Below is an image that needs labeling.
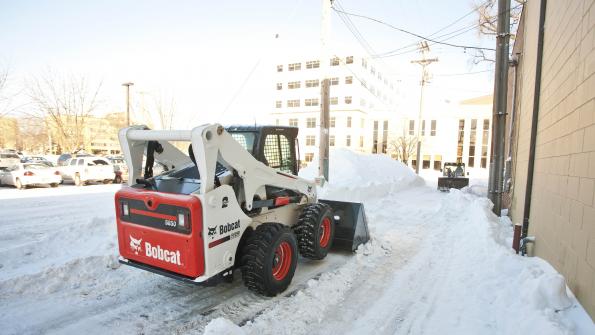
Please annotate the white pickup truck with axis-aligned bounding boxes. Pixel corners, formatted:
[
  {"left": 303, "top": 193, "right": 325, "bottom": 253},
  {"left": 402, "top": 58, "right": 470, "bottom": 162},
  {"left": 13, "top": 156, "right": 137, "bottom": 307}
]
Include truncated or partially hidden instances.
[{"left": 60, "top": 156, "right": 114, "bottom": 186}]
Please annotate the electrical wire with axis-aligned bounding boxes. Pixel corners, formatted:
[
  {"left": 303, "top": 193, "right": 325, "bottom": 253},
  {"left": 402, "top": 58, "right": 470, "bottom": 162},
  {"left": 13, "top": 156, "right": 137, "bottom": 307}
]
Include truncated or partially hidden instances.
[{"left": 332, "top": 7, "right": 496, "bottom": 52}]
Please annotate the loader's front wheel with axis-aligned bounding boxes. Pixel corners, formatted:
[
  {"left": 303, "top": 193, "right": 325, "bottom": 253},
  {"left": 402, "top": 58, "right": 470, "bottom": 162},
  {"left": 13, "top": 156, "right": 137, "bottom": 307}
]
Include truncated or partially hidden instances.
[
  {"left": 294, "top": 203, "right": 335, "bottom": 260},
  {"left": 241, "top": 223, "right": 297, "bottom": 296}
]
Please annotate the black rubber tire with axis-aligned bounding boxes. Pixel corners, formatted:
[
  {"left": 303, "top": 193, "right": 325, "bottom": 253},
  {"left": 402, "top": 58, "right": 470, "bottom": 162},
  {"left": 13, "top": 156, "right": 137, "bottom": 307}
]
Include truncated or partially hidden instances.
[
  {"left": 240, "top": 223, "right": 298, "bottom": 297},
  {"left": 293, "top": 203, "right": 335, "bottom": 260},
  {"left": 50, "top": 183, "right": 59, "bottom": 188}
]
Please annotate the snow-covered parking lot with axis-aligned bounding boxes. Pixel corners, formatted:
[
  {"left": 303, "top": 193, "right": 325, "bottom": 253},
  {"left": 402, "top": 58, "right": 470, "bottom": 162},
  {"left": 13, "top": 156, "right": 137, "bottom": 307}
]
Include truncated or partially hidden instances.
[{"left": 0, "top": 152, "right": 593, "bottom": 334}]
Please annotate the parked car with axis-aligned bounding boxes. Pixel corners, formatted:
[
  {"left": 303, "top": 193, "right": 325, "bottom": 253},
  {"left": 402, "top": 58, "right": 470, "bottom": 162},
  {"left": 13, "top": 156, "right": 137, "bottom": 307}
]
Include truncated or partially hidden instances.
[
  {"left": 109, "top": 156, "right": 168, "bottom": 183},
  {"left": 21, "top": 156, "right": 54, "bottom": 167},
  {"left": 0, "top": 163, "right": 62, "bottom": 189},
  {"left": 107, "top": 156, "right": 128, "bottom": 183},
  {"left": 57, "top": 152, "right": 92, "bottom": 166},
  {"left": 0, "top": 152, "right": 21, "bottom": 171},
  {"left": 59, "top": 156, "right": 114, "bottom": 186}
]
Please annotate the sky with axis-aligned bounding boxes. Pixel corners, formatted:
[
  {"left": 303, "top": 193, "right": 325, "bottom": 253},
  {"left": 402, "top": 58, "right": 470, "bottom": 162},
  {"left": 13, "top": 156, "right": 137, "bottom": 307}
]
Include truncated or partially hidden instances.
[{"left": 0, "top": 0, "right": 497, "bottom": 128}]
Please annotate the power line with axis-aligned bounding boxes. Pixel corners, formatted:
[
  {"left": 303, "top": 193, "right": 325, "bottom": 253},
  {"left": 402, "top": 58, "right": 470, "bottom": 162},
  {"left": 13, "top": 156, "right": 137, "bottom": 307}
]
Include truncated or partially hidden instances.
[
  {"left": 434, "top": 69, "right": 494, "bottom": 77},
  {"left": 332, "top": 7, "right": 495, "bottom": 52},
  {"left": 375, "top": 0, "right": 491, "bottom": 58}
]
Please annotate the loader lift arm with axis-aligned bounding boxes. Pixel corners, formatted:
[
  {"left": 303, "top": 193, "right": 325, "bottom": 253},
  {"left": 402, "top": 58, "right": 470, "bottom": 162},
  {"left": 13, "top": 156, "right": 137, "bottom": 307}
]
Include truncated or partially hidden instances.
[{"left": 119, "top": 124, "right": 316, "bottom": 211}]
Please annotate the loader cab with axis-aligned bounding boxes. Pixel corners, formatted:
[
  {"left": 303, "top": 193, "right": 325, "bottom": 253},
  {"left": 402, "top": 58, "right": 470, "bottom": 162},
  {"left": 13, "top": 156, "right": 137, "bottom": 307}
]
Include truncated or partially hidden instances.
[{"left": 226, "top": 125, "right": 300, "bottom": 175}]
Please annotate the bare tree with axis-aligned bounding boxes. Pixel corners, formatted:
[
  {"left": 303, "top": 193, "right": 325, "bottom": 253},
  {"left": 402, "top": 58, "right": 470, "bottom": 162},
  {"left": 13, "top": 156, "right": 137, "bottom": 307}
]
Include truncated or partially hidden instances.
[
  {"left": 26, "top": 70, "right": 103, "bottom": 152},
  {"left": 388, "top": 135, "right": 418, "bottom": 163},
  {"left": 473, "top": 0, "right": 525, "bottom": 63},
  {"left": 0, "top": 66, "right": 15, "bottom": 117},
  {"left": 152, "top": 92, "right": 176, "bottom": 130}
]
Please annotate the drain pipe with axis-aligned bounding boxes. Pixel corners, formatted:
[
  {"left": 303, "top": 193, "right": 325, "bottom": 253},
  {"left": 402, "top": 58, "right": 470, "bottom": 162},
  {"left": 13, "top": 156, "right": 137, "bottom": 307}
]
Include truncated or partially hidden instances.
[
  {"left": 521, "top": 0, "right": 547, "bottom": 251},
  {"left": 504, "top": 55, "right": 519, "bottom": 193}
]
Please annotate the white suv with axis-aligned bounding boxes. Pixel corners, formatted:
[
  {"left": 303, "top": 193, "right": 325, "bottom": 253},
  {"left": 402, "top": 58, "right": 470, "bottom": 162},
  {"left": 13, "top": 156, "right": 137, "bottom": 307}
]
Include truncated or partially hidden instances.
[{"left": 60, "top": 156, "right": 114, "bottom": 186}]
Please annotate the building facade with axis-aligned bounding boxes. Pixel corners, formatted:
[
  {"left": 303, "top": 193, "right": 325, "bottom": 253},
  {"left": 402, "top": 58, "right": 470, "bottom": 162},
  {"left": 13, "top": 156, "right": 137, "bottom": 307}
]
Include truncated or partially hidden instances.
[
  {"left": 506, "top": 0, "right": 595, "bottom": 318},
  {"left": 399, "top": 95, "right": 493, "bottom": 175},
  {"left": 269, "top": 55, "right": 398, "bottom": 164}
]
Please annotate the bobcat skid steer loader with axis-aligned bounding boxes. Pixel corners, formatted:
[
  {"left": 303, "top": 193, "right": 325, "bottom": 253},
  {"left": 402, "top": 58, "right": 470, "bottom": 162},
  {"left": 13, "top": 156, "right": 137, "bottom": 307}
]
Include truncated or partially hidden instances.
[{"left": 115, "top": 124, "right": 369, "bottom": 296}]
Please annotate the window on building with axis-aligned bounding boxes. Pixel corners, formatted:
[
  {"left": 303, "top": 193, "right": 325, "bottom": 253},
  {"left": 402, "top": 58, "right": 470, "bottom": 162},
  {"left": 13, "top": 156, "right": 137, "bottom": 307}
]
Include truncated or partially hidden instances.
[
  {"left": 330, "top": 77, "right": 339, "bottom": 85},
  {"left": 330, "top": 116, "right": 336, "bottom": 127},
  {"left": 346, "top": 56, "right": 353, "bottom": 64},
  {"left": 306, "top": 135, "right": 315, "bottom": 146},
  {"left": 431, "top": 120, "right": 437, "bottom": 136},
  {"left": 276, "top": 83, "right": 282, "bottom": 90},
  {"left": 411, "top": 160, "right": 417, "bottom": 170},
  {"left": 468, "top": 119, "right": 477, "bottom": 168},
  {"left": 371, "top": 66, "right": 376, "bottom": 75},
  {"left": 330, "top": 135, "right": 335, "bottom": 146},
  {"left": 277, "top": 65, "right": 283, "bottom": 72},
  {"left": 423, "top": 155, "right": 431, "bottom": 169},
  {"left": 289, "top": 118, "right": 298, "bottom": 127},
  {"left": 306, "top": 60, "right": 320, "bottom": 69},
  {"left": 434, "top": 155, "right": 442, "bottom": 171},
  {"left": 409, "top": 120, "right": 415, "bottom": 136},
  {"left": 360, "top": 98, "right": 366, "bottom": 106},
  {"left": 287, "top": 99, "right": 300, "bottom": 107},
  {"left": 275, "top": 101, "right": 282, "bottom": 108},
  {"left": 481, "top": 119, "right": 489, "bottom": 168},
  {"left": 360, "top": 118, "right": 365, "bottom": 128},
  {"left": 347, "top": 116, "right": 352, "bottom": 128},
  {"left": 372, "top": 121, "right": 379, "bottom": 153},
  {"left": 305, "top": 98, "right": 319, "bottom": 106},
  {"left": 345, "top": 96, "right": 352, "bottom": 104},
  {"left": 288, "top": 63, "right": 301, "bottom": 71},
  {"left": 359, "top": 135, "right": 364, "bottom": 147},
  {"left": 346, "top": 135, "right": 352, "bottom": 146},
  {"left": 305, "top": 153, "right": 314, "bottom": 162},
  {"left": 378, "top": 72, "right": 382, "bottom": 80},
  {"left": 330, "top": 57, "right": 340, "bottom": 66},
  {"left": 345, "top": 76, "right": 353, "bottom": 84},
  {"left": 457, "top": 119, "right": 465, "bottom": 163},
  {"left": 421, "top": 120, "right": 426, "bottom": 136},
  {"left": 307, "top": 117, "right": 316, "bottom": 128},
  {"left": 305, "top": 79, "right": 319, "bottom": 88},
  {"left": 288, "top": 81, "right": 301, "bottom": 89},
  {"left": 361, "top": 58, "right": 368, "bottom": 68},
  {"left": 382, "top": 120, "right": 389, "bottom": 154},
  {"left": 330, "top": 97, "right": 338, "bottom": 105}
]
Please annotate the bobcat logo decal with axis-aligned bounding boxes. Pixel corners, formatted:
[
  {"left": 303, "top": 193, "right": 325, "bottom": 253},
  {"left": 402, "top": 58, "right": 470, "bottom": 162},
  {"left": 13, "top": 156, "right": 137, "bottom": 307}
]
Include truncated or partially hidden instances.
[
  {"left": 208, "top": 226, "right": 217, "bottom": 238},
  {"left": 129, "top": 235, "right": 142, "bottom": 255}
]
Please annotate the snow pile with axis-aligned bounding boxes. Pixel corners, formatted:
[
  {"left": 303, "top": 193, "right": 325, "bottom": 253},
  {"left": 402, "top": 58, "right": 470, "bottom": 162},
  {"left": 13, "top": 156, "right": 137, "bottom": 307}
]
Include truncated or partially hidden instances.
[{"left": 299, "top": 148, "right": 422, "bottom": 201}]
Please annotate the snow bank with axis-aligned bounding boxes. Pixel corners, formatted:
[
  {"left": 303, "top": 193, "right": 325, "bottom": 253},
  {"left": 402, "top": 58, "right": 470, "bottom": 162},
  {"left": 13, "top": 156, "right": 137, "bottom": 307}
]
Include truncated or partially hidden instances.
[{"left": 299, "top": 149, "right": 422, "bottom": 201}]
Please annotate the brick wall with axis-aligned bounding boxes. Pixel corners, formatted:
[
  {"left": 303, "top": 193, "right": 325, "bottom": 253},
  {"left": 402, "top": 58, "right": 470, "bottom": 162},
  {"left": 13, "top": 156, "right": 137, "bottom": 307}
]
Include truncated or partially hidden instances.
[{"left": 510, "top": 0, "right": 595, "bottom": 318}]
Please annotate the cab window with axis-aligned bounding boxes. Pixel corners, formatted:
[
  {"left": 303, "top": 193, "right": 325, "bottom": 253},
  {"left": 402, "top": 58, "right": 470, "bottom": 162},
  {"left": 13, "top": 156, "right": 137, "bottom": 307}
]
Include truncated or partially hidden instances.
[{"left": 263, "top": 134, "right": 294, "bottom": 174}]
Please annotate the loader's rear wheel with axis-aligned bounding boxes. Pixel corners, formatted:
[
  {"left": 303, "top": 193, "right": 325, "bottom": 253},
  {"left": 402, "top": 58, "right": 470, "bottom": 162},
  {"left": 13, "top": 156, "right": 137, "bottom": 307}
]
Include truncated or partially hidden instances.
[
  {"left": 241, "top": 223, "right": 297, "bottom": 296},
  {"left": 294, "top": 203, "right": 335, "bottom": 260}
]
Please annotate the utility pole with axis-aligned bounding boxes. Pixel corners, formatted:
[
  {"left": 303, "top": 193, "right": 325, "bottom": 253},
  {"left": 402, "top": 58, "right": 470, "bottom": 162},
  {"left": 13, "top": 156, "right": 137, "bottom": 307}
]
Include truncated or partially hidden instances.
[
  {"left": 488, "top": 0, "right": 511, "bottom": 216},
  {"left": 411, "top": 41, "right": 438, "bottom": 174},
  {"left": 122, "top": 82, "right": 134, "bottom": 126},
  {"left": 319, "top": 0, "right": 332, "bottom": 181}
]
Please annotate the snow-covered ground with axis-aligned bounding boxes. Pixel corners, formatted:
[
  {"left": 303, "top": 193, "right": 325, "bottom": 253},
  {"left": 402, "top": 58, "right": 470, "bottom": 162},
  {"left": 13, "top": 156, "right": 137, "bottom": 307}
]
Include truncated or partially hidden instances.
[{"left": 0, "top": 151, "right": 593, "bottom": 334}]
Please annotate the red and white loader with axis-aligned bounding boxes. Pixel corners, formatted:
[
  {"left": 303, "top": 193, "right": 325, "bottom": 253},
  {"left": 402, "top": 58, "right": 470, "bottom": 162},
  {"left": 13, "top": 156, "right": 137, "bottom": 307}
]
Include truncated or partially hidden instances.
[{"left": 116, "top": 124, "right": 369, "bottom": 296}]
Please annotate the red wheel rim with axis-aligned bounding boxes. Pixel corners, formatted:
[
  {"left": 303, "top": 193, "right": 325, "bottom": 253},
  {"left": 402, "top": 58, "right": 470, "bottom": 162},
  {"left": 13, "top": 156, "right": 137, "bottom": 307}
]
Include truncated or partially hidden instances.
[
  {"left": 272, "top": 241, "right": 292, "bottom": 280},
  {"left": 319, "top": 217, "right": 331, "bottom": 248}
]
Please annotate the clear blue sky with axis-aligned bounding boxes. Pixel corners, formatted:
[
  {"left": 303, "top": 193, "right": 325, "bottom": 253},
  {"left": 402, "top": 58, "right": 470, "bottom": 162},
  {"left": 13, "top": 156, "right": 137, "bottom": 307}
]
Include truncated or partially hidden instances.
[{"left": 0, "top": 0, "right": 496, "bottom": 126}]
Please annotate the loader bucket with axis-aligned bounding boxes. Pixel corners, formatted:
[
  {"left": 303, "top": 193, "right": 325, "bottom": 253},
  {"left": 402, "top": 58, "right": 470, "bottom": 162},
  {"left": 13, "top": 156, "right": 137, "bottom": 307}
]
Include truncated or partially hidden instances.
[
  {"left": 437, "top": 177, "right": 470, "bottom": 192},
  {"left": 319, "top": 199, "right": 370, "bottom": 252}
]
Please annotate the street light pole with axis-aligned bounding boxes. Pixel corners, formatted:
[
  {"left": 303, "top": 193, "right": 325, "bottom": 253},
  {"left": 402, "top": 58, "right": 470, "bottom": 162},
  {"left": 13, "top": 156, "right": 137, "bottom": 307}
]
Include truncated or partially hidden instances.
[
  {"left": 122, "top": 82, "right": 134, "bottom": 126},
  {"left": 411, "top": 41, "right": 438, "bottom": 174}
]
